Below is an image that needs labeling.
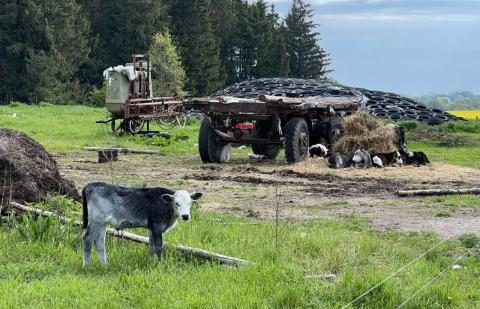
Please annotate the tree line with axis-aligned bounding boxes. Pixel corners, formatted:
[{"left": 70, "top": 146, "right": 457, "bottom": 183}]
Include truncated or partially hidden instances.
[
  {"left": 0, "top": 0, "right": 331, "bottom": 104},
  {"left": 417, "top": 91, "right": 480, "bottom": 111}
]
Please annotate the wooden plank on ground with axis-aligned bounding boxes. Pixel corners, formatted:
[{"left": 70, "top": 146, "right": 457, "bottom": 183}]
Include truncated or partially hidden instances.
[
  {"left": 397, "top": 188, "right": 480, "bottom": 197},
  {"left": 83, "top": 147, "right": 160, "bottom": 154},
  {"left": 8, "top": 202, "right": 251, "bottom": 266}
]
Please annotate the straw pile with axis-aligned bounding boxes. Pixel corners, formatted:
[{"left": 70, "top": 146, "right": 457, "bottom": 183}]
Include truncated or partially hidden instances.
[{"left": 332, "top": 111, "right": 398, "bottom": 154}]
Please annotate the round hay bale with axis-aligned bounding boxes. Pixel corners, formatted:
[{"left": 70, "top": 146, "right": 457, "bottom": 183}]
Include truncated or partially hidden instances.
[
  {"left": 332, "top": 111, "right": 398, "bottom": 154},
  {"left": 0, "top": 129, "right": 80, "bottom": 211}
]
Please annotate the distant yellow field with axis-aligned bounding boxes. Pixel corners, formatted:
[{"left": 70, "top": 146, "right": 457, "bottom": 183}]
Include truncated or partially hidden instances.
[{"left": 447, "top": 110, "right": 480, "bottom": 120}]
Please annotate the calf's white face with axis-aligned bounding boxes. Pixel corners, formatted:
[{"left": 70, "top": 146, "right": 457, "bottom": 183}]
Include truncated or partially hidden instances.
[
  {"left": 352, "top": 150, "right": 363, "bottom": 163},
  {"left": 162, "top": 190, "right": 203, "bottom": 221},
  {"left": 394, "top": 151, "right": 403, "bottom": 165}
]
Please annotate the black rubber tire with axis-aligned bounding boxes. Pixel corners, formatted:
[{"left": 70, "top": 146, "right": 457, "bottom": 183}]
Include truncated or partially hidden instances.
[
  {"left": 198, "top": 117, "right": 232, "bottom": 163},
  {"left": 198, "top": 117, "right": 213, "bottom": 163},
  {"left": 285, "top": 117, "right": 310, "bottom": 164},
  {"left": 250, "top": 120, "right": 281, "bottom": 159},
  {"left": 428, "top": 117, "right": 445, "bottom": 125}
]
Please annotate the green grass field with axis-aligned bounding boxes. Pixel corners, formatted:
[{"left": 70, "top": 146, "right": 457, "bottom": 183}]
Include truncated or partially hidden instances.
[
  {"left": 2, "top": 203, "right": 480, "bottom": 308},
  {"left": 1, "top": 103, "right": 479, "bottom": 308}
]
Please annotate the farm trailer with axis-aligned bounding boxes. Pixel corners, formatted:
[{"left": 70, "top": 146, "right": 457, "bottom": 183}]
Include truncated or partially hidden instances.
[
  {"left": 185, "top": 95, "right": 360, "bottom": 164},
  {"left": 99, "top": 54, "right": 185, "bottom": 134}
]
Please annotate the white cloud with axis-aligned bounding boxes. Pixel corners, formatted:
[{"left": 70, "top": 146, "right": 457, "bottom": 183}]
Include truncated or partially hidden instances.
[
  {"left": 269, "top": 0, "right": 392, "bottom": 4},
  {"left": 317, "top": 13, "right": 480, "bottom": 22}
]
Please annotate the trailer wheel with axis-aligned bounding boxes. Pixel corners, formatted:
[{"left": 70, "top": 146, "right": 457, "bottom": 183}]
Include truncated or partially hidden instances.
[
  {"left": 285, "top": 117, "right": 309, "bottom": 163},
  {"left": 198, "top": 117, "right": 212, "bottom": 163},
  {"left": 198, "top": 117, "right": 231, "bottom": 163},
  {"left": 127, "top": 119, "right": 144, "bottom": 134},
  {"left": 250, "top": 120, "right": 281, "bottom": 159}
]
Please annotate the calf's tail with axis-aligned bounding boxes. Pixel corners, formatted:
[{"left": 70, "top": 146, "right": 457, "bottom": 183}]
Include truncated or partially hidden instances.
[{"left": 82, "top": 186, "right": 88, "bottom": 229}]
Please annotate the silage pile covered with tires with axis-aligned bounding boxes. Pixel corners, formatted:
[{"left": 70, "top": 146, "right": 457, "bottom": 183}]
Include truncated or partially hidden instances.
[{"left": 211, "top": 78, "right": 462, "bottom": 124}]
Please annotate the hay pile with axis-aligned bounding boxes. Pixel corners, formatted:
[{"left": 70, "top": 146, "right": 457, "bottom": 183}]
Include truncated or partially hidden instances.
[
  {"left": 332, "top": 111, "right": 398, "bottom": 154},
  {"left": 0, "top": 129, "right": 80, "bottom": 211}
]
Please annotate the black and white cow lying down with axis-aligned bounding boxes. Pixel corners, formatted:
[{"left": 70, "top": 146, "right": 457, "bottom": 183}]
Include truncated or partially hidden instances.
[
  {"left": 371, "top": 151, "right": 404, "bottom": 168},
  {"left": 328, "top": 153, "right": 353, "bottom": 168},
  {"left": 81, "top": 182, "right": 202, "bottom": 267},
  {"left": 399, "top": 149, "right": 430, "bottom": 166},
  {"left": 309, "top": 144, "right": 329, "bottom": 158},
  {"left": 327, "top": 148, "right": 429, "bottom": 169}
]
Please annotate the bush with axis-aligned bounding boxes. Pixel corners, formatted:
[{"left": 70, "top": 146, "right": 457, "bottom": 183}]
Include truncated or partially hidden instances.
[
  {"left": 442, "top": 121, "right": 480, "bottom": 134},
  {"left": 14, "top": 213, "right": 54, "bottom": 242},
  {"left": 398, "top": 120, "right": 418, "bottom": 131},
  {"left": 87, "top": 85, "right": 107, "bottom": 107},
  {"left": 459, "top": 233, "right": 480, "bottom": 248}
]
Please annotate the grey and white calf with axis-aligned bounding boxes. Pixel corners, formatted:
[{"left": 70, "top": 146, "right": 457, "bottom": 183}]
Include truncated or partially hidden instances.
[
  {"left": 81, "top": 182, "right": 202, "bottom": 267},
  {"left": 328, "top": 152, "right": 353, "bottom": 169},
  {"left": 352, "top": 149, "right": 372, "bottom": 168}
]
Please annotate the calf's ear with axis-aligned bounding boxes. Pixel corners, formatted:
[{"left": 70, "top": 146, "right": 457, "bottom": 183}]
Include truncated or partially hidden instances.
[
  {"left": 191, "top": 192, "right": 203, "bottom": 200},
  {"left": 161, "top": 194, "right": 174, "bottom": 202}
]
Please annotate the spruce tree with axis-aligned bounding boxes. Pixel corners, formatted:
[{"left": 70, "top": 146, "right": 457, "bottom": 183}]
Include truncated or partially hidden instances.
[
  {"left": 0, "top": 0, "right": 92, "bottom": 103},
  {"left": 79, "top": 0, "right": 167, "bottom": 87},
  {"left": 170, "top": 0, "right": 222, "bottom": 96},
  {"left": 252, "top": 2, "right": 289, "bottom": 78},
  {"left": 210, "top": 0, "right": 238, "bottom": 85},
  {"left": 285, "top": 0, "right": 331, "bottom": 79},
  {"left": 148, "top": 31, "right": 187, "bottom": 97}
]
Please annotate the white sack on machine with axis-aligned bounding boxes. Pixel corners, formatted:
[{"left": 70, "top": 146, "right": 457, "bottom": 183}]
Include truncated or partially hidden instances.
[{"left": 103, "top": 65, "right": 138, "bottom": 81}]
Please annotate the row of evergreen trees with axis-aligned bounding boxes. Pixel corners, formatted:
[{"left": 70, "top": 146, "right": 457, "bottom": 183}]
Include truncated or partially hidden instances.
[{"left": 0, "top": 0, "right": 331, "bottom": 104}]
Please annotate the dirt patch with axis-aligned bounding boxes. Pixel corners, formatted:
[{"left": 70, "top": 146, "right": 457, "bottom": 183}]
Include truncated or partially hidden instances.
[
  {"left": 184, "top": 174, "right": 279, "bottom": 185},
  {"left": 55, "top": 152, "right": 480, "bottom": 238},
  {"left": 0, "top": 129, "right": 80, "bottom": 211}
]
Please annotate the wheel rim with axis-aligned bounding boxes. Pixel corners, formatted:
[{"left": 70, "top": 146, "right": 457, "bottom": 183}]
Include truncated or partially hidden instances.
[
  {"left": 156, "top": 117, "right": 176, "bottom": 130},
  {"left": 128, "top": 119, "right": 144, "bottom": 133},
  {"left": 176, "top": 116, "right": 187, "bottom": 128},
  {"left": 299, "top": 131, "right": 308, "bottom": 157}
]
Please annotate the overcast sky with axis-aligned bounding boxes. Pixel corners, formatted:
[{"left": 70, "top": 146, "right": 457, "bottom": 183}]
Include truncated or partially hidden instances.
[{"left": 268, "top": 0, "right": 480, "bottom": 96}]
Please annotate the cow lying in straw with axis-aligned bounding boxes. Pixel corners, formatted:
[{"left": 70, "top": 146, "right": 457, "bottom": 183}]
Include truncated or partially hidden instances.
[
  {"left": 81, "top": 182, "right": 202, "bottom": 267},
  {"left": 309, "top": 144, "right": 329, "bottom": 158}
]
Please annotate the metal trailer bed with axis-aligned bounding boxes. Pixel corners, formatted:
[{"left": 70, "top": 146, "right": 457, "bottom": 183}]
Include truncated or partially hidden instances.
[{"left": 185, "top": 94, "right": 360, "bottom": 163}]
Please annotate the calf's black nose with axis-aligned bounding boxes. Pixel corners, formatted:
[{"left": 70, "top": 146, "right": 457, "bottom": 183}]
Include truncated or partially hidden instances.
[{"left": 182, "top": 214, "right": 190, "bottom": 221}]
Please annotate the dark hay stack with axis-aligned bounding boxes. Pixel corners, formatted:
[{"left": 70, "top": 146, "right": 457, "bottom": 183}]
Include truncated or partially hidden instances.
[
  {"left": 333, "top": 111, "right": 398, "bottom": 154},
  {"left": 0, "top": 129, "right": 80, "bottom": 211}
]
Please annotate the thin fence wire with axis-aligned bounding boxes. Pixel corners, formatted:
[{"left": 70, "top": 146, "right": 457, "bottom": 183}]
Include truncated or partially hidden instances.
[
  {"left": 396, "top": 241, "right": 480, "bottom": 308},
  {"left": 341, "top": 216, "right": 480, "bottom": 309}
]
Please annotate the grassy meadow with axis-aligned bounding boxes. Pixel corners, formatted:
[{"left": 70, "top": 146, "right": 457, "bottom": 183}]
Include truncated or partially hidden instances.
[
  {"left": 1, "top": 103, "right": 480, "bottom": 308},
  {"left": 1, "top": 198, "right": 480, "bottom": 308}
]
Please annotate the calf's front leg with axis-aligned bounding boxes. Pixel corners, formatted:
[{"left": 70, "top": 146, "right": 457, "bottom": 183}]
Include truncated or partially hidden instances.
[{"left": 149, "top": 224, "right": 165, "bottom": 257}]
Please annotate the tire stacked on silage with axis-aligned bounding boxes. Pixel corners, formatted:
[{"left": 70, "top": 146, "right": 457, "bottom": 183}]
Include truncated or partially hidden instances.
[
  {"left": 357, "top": 88, "right": 460, "bottom": 124},
  {"left": 211, "top": 78, "right": 463, "bottom": 124}
]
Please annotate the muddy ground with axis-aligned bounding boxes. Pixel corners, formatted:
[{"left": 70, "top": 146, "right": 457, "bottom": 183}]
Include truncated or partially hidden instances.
[{"left": 56, "top": 152, "right": 480, "bottom": 238}]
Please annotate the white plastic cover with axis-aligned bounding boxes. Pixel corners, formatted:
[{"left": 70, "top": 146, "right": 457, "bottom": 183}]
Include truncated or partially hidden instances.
[{"left": 103, "top": 65, "right": 137, "bottom": 81}]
